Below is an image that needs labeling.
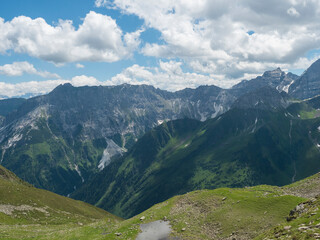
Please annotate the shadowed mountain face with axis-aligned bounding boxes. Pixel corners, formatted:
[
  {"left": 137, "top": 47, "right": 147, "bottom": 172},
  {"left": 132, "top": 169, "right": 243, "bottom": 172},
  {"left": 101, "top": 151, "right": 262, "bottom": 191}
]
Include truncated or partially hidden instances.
[
  {"left": 289, "top": 59, "right": 320, "bottom": 99},
  {"left": 72, "top": 87, "right": 320, "bottom": 218},
  {"left": 0, "top": 83, "right": 236, "bottom": 196},
  {"left": 232, "top": 86, "right": 290, "bottom": 110},
  {"left": 232, "top": 68, "right": 299, "bottom": 95}
]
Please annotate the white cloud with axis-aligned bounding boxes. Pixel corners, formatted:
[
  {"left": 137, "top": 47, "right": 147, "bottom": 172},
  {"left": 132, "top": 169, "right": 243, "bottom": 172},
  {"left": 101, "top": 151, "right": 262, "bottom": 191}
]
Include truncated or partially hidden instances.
[
  {"left": 287, "top": 7, "right": 300, "bottom": 17},
  {"left": 95, "top": 0, "right": 107, "bottom": 7},
  {"left": 76, "top": 63, "right": 85, "bottom": 68},
  {"left": 70, "top": 75, "right": 101, "bottom": 86},
  {"left": 0, "top": 75, "right": 105, "bottom": 98},
  {"left": 0, "top": 11, "right": 141, "bottom": 64},
  {"left": 1, "top": 55, "right": 319, "bottom": 98},
  {"left": 0, "top": 61, "right": 60, "bottom": 78},
  {"left": 97, "top": 0, "right": 320, "bottom": 81},
  {"left": 109, "top": 61, "right": 239, "bottom": 91},
  {"left": 0, "top": 80, "right": 67, "bottom": 98}
]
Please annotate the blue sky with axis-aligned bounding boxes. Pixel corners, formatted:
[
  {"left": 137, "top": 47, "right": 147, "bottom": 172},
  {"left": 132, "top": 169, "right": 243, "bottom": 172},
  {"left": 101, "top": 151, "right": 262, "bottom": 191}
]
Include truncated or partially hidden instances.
[
  {"left": 0, "top": 0, "right": 146, "bottom": 83},
  {"left": 0, "top": 0, "right": 320, "bottom": 97}
]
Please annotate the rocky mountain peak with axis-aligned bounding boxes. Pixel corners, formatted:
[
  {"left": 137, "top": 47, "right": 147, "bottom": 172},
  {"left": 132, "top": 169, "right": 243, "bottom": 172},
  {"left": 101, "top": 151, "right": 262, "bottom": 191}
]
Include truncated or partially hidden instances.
[
  {"left": 262, "top": 67, "right": 283, "bottom": 78},
  {"left": 289, "top": 58, "right": 320, "bottom": 99},
  {"left": 231, "top": 68, "right": 298, "bottom": 95},
  {"left": 232, "top": 86, "right": 289, "bottom": 110}
]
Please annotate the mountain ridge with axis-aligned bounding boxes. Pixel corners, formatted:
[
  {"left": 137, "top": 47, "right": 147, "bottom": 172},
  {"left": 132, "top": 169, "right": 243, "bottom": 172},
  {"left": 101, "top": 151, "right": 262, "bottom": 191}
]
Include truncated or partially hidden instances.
[{"left": 1, "top": 59, "right": 320, "bottom": 198}]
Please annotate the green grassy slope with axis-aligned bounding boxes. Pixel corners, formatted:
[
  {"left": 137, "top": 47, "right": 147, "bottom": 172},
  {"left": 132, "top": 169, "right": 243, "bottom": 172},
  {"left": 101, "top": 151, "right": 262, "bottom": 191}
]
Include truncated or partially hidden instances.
[
  {"left": 0, "top": 165, "right": 121, "bottom": 240},
  {"left": 256, "top": 196, "right": 320, "bottom": 240},
  {"left": 3, "top": 163, "right": 320, "bottom": 240},
  {"left": 46, "top": 185, "right": 305, "bottom": 240},
  {"left": 39, "top": 170, "right": 320, "bottom": 240},
  {"left": 73, "top": 105, "right": 320, "bottom": 218}
]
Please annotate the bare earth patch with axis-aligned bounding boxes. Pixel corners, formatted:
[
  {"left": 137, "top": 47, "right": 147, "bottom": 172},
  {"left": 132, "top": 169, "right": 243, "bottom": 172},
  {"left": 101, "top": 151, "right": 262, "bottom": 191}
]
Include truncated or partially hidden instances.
[{"left": 0, "top": 204, "right": 49, "bottom": 216}]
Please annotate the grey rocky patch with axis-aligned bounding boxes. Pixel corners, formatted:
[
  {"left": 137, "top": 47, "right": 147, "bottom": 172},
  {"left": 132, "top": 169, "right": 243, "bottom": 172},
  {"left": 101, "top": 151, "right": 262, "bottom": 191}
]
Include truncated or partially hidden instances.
[
  {"left": 232, "top": 68, "right": 299, "bottom": 96},
  {"left": 0, "top": 204, "right": 50, "bottom": 216},
  {"left": 136, "top": 220, "right": 172, "bottom": 240},
  {"left": 98, "top": 139, "right": 124, "bottom": 170}
]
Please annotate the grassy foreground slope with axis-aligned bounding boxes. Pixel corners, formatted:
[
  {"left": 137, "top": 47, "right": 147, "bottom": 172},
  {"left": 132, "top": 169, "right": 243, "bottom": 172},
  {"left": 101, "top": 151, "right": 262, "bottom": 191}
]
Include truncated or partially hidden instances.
[
  {"left": 2, "top": 162, "right": 320, "bottom": 240},
  {"left": 82, "top": 171, "right": 320, "bottom": 240},
  {"left": 6, "top": 185, "right": 302, "bottom": 240},
  {"left": 256, "top": 196, "right": 320, "bottom": 240},
  {"left": 256, "top": 173, "right": 320, "bottom": 240},
  {"left": 0, "top": 165, "right": 121, "bottom": 240}
]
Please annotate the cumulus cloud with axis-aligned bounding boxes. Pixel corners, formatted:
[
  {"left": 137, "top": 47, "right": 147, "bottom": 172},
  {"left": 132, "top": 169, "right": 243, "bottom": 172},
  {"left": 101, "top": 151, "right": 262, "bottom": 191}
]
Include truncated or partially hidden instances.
[
  {"left": 109, "top": 60, "right": 240, "bottom": 91},
  {"left": 0, "top": 75, "right": 106, "bottom": 98},
  {"left": 287, "top": 7, "right": 300, "bottom": 17},
  {"left": 76, "top": 63, "right": 85, "bottom": 68},
  {"left": 97, "top": 0, "right": 320, "bottom": 81},
  {"left": 0, "top": 61, "right": 60, "bottom": 78},
  {"left": 70, "top": 75, "right": 101, "bottom": 86},
  {"left": 0, "top": 80, "right": 67, "bottom": 98},
  {"left": 0, "top": 11, "right": 141, "bottom": 64},
  {"left": 1, "top": 55, "right": 319, "bottom": 98}
]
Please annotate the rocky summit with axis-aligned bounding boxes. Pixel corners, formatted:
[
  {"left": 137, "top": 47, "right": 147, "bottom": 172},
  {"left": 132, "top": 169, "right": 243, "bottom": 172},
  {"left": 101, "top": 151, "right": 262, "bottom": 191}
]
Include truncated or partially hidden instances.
[{"left": 289, "top": 59, "right": 320, "bottom": 100}]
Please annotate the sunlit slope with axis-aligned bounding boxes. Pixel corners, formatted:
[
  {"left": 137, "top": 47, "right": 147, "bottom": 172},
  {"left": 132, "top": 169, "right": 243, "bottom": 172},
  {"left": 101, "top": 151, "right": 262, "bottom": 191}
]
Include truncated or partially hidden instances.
[{"left": 0, "top": 165, "right": 121, "bottom": 239}]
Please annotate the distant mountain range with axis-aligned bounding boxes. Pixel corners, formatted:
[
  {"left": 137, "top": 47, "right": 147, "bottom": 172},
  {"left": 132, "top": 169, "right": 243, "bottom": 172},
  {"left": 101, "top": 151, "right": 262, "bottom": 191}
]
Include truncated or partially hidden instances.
[{"left": 0, "top": 58, "right": 320, "bottom": 201}]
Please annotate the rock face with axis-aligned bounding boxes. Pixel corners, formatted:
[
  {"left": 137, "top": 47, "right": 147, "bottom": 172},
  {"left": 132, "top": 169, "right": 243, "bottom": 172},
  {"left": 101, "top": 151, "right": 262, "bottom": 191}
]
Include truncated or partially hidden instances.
[
  {"left": 232, "top": 68, "right": 299, "bottom": 95},
  {"left": 0, "top": 83, "right": 236, "bottom": 196},
  {"left": 289, "top": 59, "right": 320, "bottom": 99},
  {"left": 232, "top": 86, "right": 290, "bottom": 111}
]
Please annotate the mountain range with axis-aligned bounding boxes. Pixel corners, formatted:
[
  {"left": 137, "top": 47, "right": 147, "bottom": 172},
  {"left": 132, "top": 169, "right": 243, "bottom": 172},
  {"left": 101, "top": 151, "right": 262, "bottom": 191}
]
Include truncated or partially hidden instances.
[
  {"left": 0, "top": 58, "right": 320, "bottom": 209},
  {"left": 1, "top": 58, "right": 320, "bottom": 239}
]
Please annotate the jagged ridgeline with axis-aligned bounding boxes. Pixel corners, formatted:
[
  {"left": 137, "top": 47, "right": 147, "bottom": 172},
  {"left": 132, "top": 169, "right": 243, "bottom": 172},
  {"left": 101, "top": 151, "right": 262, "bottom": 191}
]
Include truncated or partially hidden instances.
[{"left": 0, "top": 61, "right": 307, "bottom": 197}]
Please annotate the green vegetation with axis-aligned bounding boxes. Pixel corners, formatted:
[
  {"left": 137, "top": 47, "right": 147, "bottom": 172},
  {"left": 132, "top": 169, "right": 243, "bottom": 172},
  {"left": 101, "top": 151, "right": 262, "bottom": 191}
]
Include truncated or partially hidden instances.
[
  {"left": 0, "top": 165, "right": 121, "bottom": 239},
  {"left": 1, "top": 116, "right": 107, "bottom": 195},
  {"left": 73, "top": 106, "right": 320, "bottom": 218},
  {"left": 256, "top": 197, "right": 320, "bottom": 240},
  {"left": 4, "top": 163, "right": 320, "bottom": 240},
  {"left": 0, "top": 166, "right": 308, "bottom": 240}
]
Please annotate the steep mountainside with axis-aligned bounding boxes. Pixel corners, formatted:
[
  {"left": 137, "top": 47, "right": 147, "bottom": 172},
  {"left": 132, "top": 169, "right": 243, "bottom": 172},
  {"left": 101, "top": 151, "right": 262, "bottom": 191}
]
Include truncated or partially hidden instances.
[
  {"left": 232, "top": 86, "right": 290, "bottom": 110},
  {"left": 232, "top": 68, "right": 299, "bottom": 95},
  {"left": 0, "top": 83, "right": 235, "bottom": 196},
  {"left": 0, "top": 98, "right": 26, "bottom": 117},
  {"left": 73, "top": 87, "right": 320, "bottom": 218},
  {"left": 0, "top": 164, "right": 120, "bottom": 239},
  {"left": 289, "top": 59, "right": 320, "bottom": 99},
  {"left": 0, "top": 59, "right": 317, "bottom": 198}
]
